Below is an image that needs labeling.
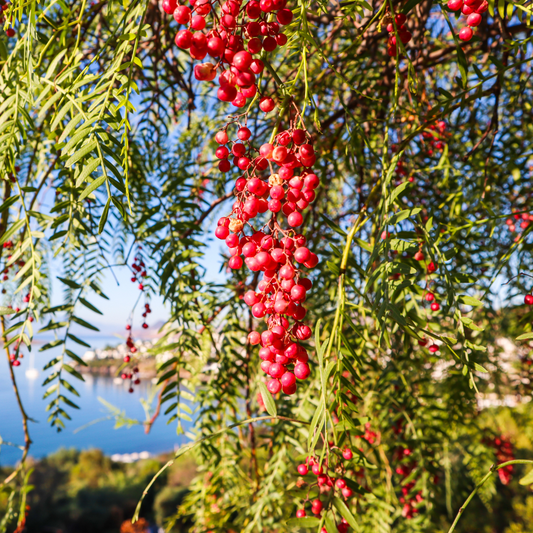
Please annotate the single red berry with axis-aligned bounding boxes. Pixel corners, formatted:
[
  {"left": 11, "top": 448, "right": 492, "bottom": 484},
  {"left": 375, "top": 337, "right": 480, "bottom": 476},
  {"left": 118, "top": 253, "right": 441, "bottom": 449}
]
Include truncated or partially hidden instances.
[
  {"left": 294, "top": 362, "right": 310, "bottom": 380},
  {"left": 447, "top": 0, "right": 463, "bottom": 9},
  {"left": 297, "top": 464, "right": 308, "bottom": 475},
  {"left": 311, "top": 463, "right": 323, "bottom": 475},
  {"left": 266, "top": 378, "right": 281, "bottom": 394},
  {"left": 458, "top": 26, "right": 473, "bottom": 41},
  {"left": 276, "top": 8, "right": 293, "bottom": 25},
  {"left": 162, "top": 0, "right": 177, "bottom": 14},
  {"left": 336, "top": 478, "right": 347, "bottom": 489},
  {"left": 525, "top": 294, "right": 533, "bottom": 305},
  {"left": 259, "top": 97, "right": 275, "bottom": 112},
  {"left": 467, "top": 12, "right": 482, "bottom": 26},
  {"left": 237, "top": 127, "right": 251, "bottom": 141}
]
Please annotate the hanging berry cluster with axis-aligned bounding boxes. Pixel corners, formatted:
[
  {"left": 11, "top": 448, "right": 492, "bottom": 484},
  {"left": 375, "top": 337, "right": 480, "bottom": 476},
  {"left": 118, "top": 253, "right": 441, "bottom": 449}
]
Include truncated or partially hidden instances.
[
  {"left": 507, "top": 212, "right": 532, "bottom": 243},
  {"left": 122, "top": 244, "right": 151, "bottom": 391},
  {"left": 161, "top": 0, "right": 318, "bottom": 397},
  {"left": 163, "top": 0, "right": 292, "bottom": 109},
  {"left": 393, "top": 447, "right": 425, "bottom": 519},
  {"left": 385, "top": 13, "right": 412, "bottom": 57},
  {"left": 121, "top": 334, "right": 141, "bottom": 393},
  {"left": 483, "top": 435, "right": 515, "bottom": 485},
  {"left": 447, "top": 0, "right": 488, "bottom": 41},
  {"left": 418, "top": 121, "right": 448, "bottom": 156},
  {"left": 215, "top": 124, "right": 319, "bottom": 396},
  {"left": 294, "top": 447, "right": 357, "bottom": 529},
  {"left": 131, "top": 246, "right": 148, "bottom": 298},
  {"left": 1, "top": 234, "right": 33, "bottom": 367}
]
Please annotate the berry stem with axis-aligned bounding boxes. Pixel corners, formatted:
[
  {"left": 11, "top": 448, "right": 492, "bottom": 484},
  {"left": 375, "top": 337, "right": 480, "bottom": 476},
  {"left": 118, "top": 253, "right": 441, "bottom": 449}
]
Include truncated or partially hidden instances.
[{"left": 447, "top": 460, "right": 533, "bottom": 533}]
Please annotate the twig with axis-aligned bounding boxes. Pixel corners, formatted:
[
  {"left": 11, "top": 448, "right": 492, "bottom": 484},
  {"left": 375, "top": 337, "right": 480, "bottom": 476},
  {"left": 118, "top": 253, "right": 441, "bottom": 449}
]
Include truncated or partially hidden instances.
[
  {"left": 1, "top": 316, "right": 32, "bottom": 486},
  {"left": 144, "top": 377, "right": 170, "bottom": 434},
  {"left": 447, "top": 459, "right": 533, "bottom": 533}
]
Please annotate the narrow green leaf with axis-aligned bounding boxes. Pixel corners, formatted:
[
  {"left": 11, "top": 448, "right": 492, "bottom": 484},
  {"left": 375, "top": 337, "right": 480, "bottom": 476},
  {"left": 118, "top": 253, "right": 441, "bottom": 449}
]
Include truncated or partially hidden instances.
[
  {"left": 332, "top": 497, "right": 358, "bottom": 530},
  {"left": 258, "top": 381, "right": 277, "bottom": 417},
  {"left": 516, "top": 332, "right": 533, "bottom": 341},
  {"left": 459, "top": 295, "right": 483, "bottom": 307},
  {"left": 285, "top": 517, "right": 320, "bottom": 527},
  {"left": 63, "top": 364, "right": 85, "bottom": 381},
  {"left": 79, "top": 297, "right": 103, "bottom": 315},
  {"left": 0, "top": 195, "right": 20, "bottom": 213},
  {"left": 79, "top": 175, "right": 106, "bottom": 201},
  {"left": 57, "top": 277, "right": 82, "bottom": 289},
  {"left": 99, "top": 197, "right": 111, "bottom": 234},
  {"left": 0, "top": 219, "right": 25, "bottom": 245},
  {"left": 75, "top": 158, "right": 99, "bottom": 188},
  {"left": 67, "top": 333, "right": 91, "bottom": 348},
  {"left": 72, "top": 316, "right": 100, "bottom": 332}
]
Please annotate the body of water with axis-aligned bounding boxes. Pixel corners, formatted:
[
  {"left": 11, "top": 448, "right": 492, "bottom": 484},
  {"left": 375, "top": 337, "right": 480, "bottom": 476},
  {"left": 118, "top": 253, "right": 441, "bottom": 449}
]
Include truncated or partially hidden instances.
[{"left": 0, "top": 335, "right": 190, "bottom": 466}]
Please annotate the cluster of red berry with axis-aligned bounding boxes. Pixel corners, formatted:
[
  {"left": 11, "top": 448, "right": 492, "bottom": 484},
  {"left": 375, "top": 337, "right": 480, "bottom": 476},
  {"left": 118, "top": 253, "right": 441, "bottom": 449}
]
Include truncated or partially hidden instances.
[
  {"left": 507, "top": 212, "right": 532, "bottom": 243},
  {"left": 163, "top": 0, "right": 292, "bottom": 109},
  {"left": 393, "top": 447, "right": 425, "bottom": 519},
  {"left": 421, "top": 257, "right": 440, "bottom": 314},
  {"left": 386, "top": 13, "right": 412, "bottom": 57},
  {"left": 295, "top": 447, "right": 355, "bottom": 531},
  {"left": 392, "top": 158, "right": 415, "bottom": 186},
  {"left": 419, "top": 121, "right": 448, "bottom": 155},
  {"left": 447, "top": 0, "right": 488, "bottom": 42},
  {"left": 130, "top": 246, "right": 151, "bottom": 329},
  {"left": 1, "top": 231, "right": 34, "bottom": 367},
  {"left": 8, "top": 335, "right": 26, "bottom": 366},
  {"left": 483, "top": 435, "right": 515, "bottom": 485},
  {"left": 121, "top": 363, "right": 141, "bottom": 393},
  {"left": 215, "top": 125, "right": 319, "bottom": 395},
  {"left": 122, "top": 334, "right": 141, "bottom": 392},
  {"left": 162, "top": 0, "right": 316, "bottom": 396},
  {"left": 122, "top": 245, "right": 152, "bottom": 390}
]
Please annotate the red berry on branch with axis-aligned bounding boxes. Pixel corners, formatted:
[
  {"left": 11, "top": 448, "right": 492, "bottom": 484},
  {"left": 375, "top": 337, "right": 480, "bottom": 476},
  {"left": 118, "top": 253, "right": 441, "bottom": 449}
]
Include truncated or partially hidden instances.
[
  {"left": 467, "top": 12, "right": 482, "bottom": 26},
  {"left": 266, "top": 378, "right": 281, "bottom": 394},
  {"left": 458, "top": 26, "right": 473, "bottom": 41},
  {"left": 161, "top": 0, "right": 177, "bottom": 14},
  {"left": 297, "top": 464, "right": 308, "bottom": 475},
  {"left": 259, "top": 97, "right": 275, "bottom": 112},
  {"left": 447, "top": 0, "right": 463, "bottom": 9}
]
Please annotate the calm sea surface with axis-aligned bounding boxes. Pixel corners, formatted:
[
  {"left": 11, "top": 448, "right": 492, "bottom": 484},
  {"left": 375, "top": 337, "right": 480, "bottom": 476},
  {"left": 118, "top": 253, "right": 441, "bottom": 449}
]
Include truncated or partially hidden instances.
[{"left": 0, "top": 335, "right": 190, "bottom": 466}]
